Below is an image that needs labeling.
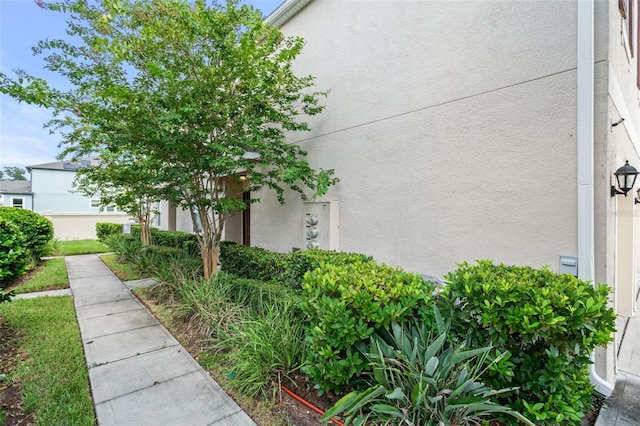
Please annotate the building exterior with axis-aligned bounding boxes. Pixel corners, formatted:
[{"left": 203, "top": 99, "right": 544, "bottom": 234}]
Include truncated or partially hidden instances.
[
  {"left": 208, "top": 0, "right": 638, "bottom": 392},
  {"left": 27, "top": 158, "right": 104, "bottom": 213},
  {"left": 0, "top": 180, "right": 33, "bottom": 209},
  {"left": 21, "top": 158, "right": 132, "bottom": 239}
]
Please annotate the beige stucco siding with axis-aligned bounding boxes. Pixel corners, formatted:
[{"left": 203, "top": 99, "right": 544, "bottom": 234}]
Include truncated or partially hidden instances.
[{"left": 252, "top": 0, "right": 581, "bottom": 278}]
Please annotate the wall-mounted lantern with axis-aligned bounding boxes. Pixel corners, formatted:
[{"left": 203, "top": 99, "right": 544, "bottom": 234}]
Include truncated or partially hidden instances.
[{"left": 611, "top": 160, "right": 639, "bottom": 197}]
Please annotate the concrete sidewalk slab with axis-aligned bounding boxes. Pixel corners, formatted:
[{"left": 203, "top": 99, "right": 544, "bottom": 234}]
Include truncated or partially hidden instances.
[
  {"left": 12, "top": 289, "right": 72, "bottom": 299},
  {"left": 75, "top": 297, "right": 147, "bottom": 321},
  {"left": 83, "top": 323, "right": 180, "bottom": 367},
  {"left": 89, "top": 346, "right": 201, "bottom": 404},
  {"left": 124, "top": 277, "right": 157, "bottom": 290},
  {"left": 74, "top": 288, "right": 134, "bottom": 308},
  {"left": 95, "top": 371, "right": 252, "bottom": 426},
  {"left": 78, "top": 308, "right": 157, "bottom": 340},
  {"left": 65, "top": 254, "right": 256, "bottom": 425}
]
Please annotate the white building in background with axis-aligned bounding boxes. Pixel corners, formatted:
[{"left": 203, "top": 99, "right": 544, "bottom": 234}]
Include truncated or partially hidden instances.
[{"left": 4, "top": 159, "right": 133, "bottom": 239}]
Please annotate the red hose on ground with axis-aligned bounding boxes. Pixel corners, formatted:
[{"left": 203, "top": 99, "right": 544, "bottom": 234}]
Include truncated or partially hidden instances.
[{"left": 280, "top": 384, "right": 344, "bottom": 426}]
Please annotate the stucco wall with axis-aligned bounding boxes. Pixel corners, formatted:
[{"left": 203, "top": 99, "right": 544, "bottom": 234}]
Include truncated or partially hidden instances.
[
  {"left": 41, "top": 212, "right": 133, "bottom": 240},
  {"left": 251, "top": 0, "right": 581, "bottom": 278}
]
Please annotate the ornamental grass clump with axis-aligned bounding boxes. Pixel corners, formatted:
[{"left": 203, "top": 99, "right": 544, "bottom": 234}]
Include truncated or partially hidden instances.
[
  {"left": 302, "top": 260, "right": 436, "bottom": 393},
  {"left": 441, "top": 260, "right": 616, "bottom": 425},
  {"left": 323, "top": 310, "right": 535, "bottom": 426}
]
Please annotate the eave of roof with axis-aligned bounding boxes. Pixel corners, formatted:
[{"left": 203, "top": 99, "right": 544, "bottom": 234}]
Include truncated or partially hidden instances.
[
  {"left": 266, "top": 0, "right": 313, "bottom": 27},
  {"left": 27, "top": 157, "right": 100, "bottom": 172}
]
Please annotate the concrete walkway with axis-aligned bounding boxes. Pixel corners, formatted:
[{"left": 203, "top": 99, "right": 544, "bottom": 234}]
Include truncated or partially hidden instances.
[
  {"left": 66, "top": 254, "right": 256, "bottom": 426},
  {"left": 596, "top": 312, "right": 640, "bottom": 425}
]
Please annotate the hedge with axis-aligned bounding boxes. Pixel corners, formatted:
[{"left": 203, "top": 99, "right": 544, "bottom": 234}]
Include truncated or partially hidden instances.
[
  {"left": 441, "top": 260, "right": 616, "bottom": 425},
  {"left": 219, "top": 241, "right": 288, "bottom": 282},
  {"left": 0, "top": 217, "right": 27, "bottom": 288},
  {"left": 128, "top": 226, "right": 200, "bottom": 255},
  {"left": 219, "top": 242, "right": 376, "bottom": 288},
  {"left": 96, "top": 222, "right": 123, "bottom": 242},
  {"left": 301, "top": 260, "right": 437, "bottom": 393},
  {"left": 0, "top": 207, "right": 53, "bottom": 258}
]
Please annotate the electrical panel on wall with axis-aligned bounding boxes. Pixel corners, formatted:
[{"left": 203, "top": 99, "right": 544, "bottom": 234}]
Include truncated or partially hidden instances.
[{"left": 303, "top": 201, "right": 339, "bottom": 250}]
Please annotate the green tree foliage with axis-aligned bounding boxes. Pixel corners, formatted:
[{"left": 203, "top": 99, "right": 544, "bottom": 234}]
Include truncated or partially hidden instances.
[
  {"left": 1, "top": 167, "right": 27, "bottom": 181},
  {"left": 0, "top": 0, "right": 337, "bottom": 279}
]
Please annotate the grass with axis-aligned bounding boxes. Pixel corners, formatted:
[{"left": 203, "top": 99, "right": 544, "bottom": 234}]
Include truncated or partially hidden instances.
[
  {"left": 11, "top": 258, "right": 69, "bottom": 295},
  {"left": 100, "top": 253, "right": 151, "bottom": 281},
  {"left": 55, "top": 239, "right": 110, "bottom": 256},
  {"left": 0, "top": 297, "right": 95, "bottom": 425}
]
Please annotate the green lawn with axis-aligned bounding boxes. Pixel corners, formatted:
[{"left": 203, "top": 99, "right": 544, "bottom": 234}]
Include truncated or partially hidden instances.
[
  {"left": 56, "top": 239, "right": 110, "bottom": 256},
  {"left": 100, "top": 253, "right": 151, "bottom": 281},
  {"left": 12, "top": 258, "right": 69, "bottom": 295},
  {"left": 0, "top": 297, "right": 95, "bottom": 425}
]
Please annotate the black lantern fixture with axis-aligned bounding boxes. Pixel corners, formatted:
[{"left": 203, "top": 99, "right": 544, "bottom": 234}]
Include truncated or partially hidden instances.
[{"left": 611, "top": 160, "right": 639, "bottom": 197}]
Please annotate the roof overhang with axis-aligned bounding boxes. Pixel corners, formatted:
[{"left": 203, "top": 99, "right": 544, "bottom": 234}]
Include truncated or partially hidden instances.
[{"left": 266, "top": 0, "right": 313, "bottom": 27}]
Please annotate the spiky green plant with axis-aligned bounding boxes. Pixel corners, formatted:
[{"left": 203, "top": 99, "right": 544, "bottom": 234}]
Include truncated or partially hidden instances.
[{"left": 323, "top": 310, "right": 534, "bottom": 426}]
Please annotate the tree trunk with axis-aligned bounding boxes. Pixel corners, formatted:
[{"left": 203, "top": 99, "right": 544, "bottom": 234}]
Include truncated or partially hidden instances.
[
  {"left": 140, "top": 223, "right": 150, "bottom": 246},
  {"left": 201, "top": 240, "right": 219, "bottom": 280}
]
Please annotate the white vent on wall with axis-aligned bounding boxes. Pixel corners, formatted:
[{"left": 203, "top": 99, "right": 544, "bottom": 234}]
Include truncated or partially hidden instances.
[{"left": 303, "top": 201, "right": 339, "bottom": 250}]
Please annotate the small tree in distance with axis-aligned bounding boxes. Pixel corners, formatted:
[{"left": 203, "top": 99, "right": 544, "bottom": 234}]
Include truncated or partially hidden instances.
[
  {"left": 0, "top": 0, "right": 337, "bottom": 279},
  {"left": 1, "top": 167, "right": 27, "bottom": 181}
]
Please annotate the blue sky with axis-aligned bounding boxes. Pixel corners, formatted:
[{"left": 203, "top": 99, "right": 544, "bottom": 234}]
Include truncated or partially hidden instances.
[{"left": 0, "top": 0, "right": 283, "bottom": 172}]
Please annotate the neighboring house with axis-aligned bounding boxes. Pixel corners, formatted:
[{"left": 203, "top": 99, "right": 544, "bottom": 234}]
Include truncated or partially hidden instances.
[
  {"left": 233, "top": 0, "right": 637, "bottom": 393},
  {"left": 0, "top": 179, "right": 33, "bottom": 209},
  {"left": 23, "top": 158, "right": 132, "bottom": 239},
  {"left": 28, "top": 158, "right": 104, "bottom": 213}
]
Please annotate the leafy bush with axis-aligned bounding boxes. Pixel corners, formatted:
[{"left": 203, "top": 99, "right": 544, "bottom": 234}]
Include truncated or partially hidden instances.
[
  {"left": 96, "top": 222, "right": 123, "bottom": 242},
  {"left": 441, "top": 260, "right": 616, "bottom": 425},
  {"left": 0, "top": 207, "right": 53, "bottom": 258},
  {"left": 282, "top": 249, "right": 374, "bottom": 288},
  {"left": 323, "top": 311, "right": 534, "bottom": 426},
  {"left": 302, "top": 261, "right": 437, "bottom": 393},
  {"left": 219, "top": 241, "right": 288, "bottom": 282},
  {"left": 0, "top": 217, "right": 27, "bottom": 288}
]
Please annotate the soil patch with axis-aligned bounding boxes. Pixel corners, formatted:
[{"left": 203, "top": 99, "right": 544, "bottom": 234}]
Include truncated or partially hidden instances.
[{"left": 0, "top": 318, "right": 35, "bottom": 426}]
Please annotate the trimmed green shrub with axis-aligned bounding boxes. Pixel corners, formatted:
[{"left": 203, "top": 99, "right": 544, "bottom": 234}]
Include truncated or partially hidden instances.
[
  {"left": 441, "top": 260, "right": 616, "bottom": 425},
  {"left": 219, "top": 241, "right": 288, "bottom": 282},
  {"left": 96, "top": 222, "right": 123, "bottom": 242},
  {"left": 0, "top": 207, "right": 53, "bottom": 258},
  {"left": 0, "top": 217, "right": 27, "bottom": 288},
  {"left": 302, "top": 260, "right": 437, "bottom": 393},
  {"left": 282, "top": 249, "right": 374, "bottom": 288},
  {"left": 129, "top": 226, "right": 200, "bottom": 255}
]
